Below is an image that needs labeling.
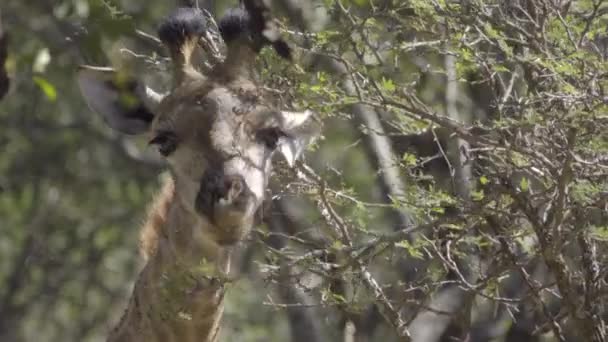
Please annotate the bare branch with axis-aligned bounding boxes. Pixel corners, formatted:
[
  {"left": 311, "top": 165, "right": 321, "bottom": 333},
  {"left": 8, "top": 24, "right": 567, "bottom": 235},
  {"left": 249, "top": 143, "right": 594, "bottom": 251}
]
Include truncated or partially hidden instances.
[{"left": 0, "top": 10, "right": 9, "bottom": 101}]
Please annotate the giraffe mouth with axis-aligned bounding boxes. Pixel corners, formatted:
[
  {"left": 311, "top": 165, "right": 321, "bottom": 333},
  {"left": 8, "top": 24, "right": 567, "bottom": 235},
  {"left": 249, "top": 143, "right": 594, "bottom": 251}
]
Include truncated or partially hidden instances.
[{"left": 195, "top": 170, "right": 257, "bottom": 240}]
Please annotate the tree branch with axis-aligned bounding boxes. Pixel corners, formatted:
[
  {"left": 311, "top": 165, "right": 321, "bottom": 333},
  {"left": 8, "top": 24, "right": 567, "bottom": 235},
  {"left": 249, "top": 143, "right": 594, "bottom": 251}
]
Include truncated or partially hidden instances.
[{"left": 0, "top": 10, "right": 9, "bottom": 101}]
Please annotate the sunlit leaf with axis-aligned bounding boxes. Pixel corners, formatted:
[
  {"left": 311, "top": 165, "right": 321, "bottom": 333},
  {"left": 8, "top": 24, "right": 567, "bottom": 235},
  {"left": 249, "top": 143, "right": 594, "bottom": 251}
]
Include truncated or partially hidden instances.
[
  {"left": 479, "top": 176, "right": 489, "bottom": 185},
  {"left": 33, "top": 76, "right": 57, "bottom": 102},
  {"left": 519, "top": 177, "right": 529, "bottom": 192},
  {"left": 381, "top": 77, "right": 396, "bottom": 93}
]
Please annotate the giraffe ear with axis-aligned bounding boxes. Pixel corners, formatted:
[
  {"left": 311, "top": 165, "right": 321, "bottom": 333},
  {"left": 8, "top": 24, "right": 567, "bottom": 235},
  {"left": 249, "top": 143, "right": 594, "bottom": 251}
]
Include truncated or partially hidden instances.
[
  {"left": 275, "top": 110, "right": 320, "bottom": 166},
  {"left": 77, "top": 66, "right": 163, "bottom": 135}
]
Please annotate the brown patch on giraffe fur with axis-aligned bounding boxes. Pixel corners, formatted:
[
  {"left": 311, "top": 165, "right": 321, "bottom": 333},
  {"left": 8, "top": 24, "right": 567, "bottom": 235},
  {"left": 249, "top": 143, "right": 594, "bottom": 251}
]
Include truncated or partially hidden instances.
[{"left": 139, "top": 177, "right": 175, "bottom": 260}]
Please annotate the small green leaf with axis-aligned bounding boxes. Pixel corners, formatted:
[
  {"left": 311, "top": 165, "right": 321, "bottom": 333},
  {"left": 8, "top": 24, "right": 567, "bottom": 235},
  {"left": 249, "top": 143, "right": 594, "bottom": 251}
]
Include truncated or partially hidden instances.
[
  {"left": 395, "top": 240, "right": 424, "bottom": 259},
  {"left": 402, "top": 152, "right": 417, "bottom": 166},
  {"left": 381, "top": 77, "right": 396, "bottom": 92},
  {"left": 479, "top": 176, "right": 489, "bottom": 185},
  {"left": 33, "top": 76, "right": 57, "bottom": 102},
  {"left": 591, "top": 226, "right": 608, "bottom": 241},
  {"left": 519, "top": 177, "right": 529, "bottom": 192},
  {"left": 493, "top": 64, "right": 509, "bottom": 73},
  {"left": 331, "top": 240, "right": 344, "bottom": 250},
  {"left": 430, "top": 207, "right": 445, "bottom": 214},
  {"left": 310, "top": 85, "right": 323, "bottom": 93},
  {"left": 472, "top": 189, "right": 485, "bottom": 201},
  {"left": 483, "top": 22, "right": 500, "bottom": 39},
  {"left": 331, "top": 293, "right": 347, "bottom": 303}
]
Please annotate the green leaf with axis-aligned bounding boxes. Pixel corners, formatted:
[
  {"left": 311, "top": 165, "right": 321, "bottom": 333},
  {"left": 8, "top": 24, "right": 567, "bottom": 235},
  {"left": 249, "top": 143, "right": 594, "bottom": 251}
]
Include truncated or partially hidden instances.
[
  {"left": 395, "top": 240, "right": 424, "bottom": 259},
  {"left": 381, "top": 77, "right": 396, "bottom": 93},
  {"left": 483, "top": 22, "right": 499, "bottom": 39},
  {"left": 331, "top": 240, "right": 344, "bottom": 250},
  {"left": 33, "top": 76, "right": 57, "bottom": 102},
  {"left": 493, "top": 64, "right": 509, "bottom": 73},
  {"left": 519, "top": 177, "right": 529, "bottom": 192},
  {"left": 402, "top": 152, "right": 417, "bottom": 166},
  {"left": 331, "top": 292, "right": 347, "bottom": 304},
  {"left": 472, "top": 189, "right": 485, "bottom": 201},
  {"left": 430, "top": 206, "right": 445, "bottom": 214},
  {"left": 591, "top": 226, "right": 608, "bottom": 241},
  {"left": 479, "top": 176, "right": 489, "bottom": 185}
]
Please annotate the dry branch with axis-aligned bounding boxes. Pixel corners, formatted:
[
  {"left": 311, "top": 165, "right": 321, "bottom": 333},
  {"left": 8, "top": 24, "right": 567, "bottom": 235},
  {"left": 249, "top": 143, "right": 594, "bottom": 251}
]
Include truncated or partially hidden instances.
[{"left": 0, "top": 10, "right": 9, "bottom": 101}]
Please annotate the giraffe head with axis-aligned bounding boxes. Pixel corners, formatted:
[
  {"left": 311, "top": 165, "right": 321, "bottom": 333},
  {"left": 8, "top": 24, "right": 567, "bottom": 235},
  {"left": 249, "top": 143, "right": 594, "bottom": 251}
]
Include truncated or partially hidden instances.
[{"left": 77, "top": 7, "right": 317, "bottom": 245}]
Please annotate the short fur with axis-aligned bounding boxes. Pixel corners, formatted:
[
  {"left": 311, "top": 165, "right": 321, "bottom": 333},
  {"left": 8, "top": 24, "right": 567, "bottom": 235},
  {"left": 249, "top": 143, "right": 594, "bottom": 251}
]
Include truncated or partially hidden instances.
[
  {"left": 218, "top": 1, "right": 291, "bottom": 59},
  {"left": 157, "top": 7, "right": 206, "bottom": 49},
  {"left": 218, "top": 7, "right": 250, "bottom": 44},
  {"left": 158, "top": 7, "right": 207, "bottom": 84},
  {"left": 139, "top": 177, "right": 175, "bottom": 260}
]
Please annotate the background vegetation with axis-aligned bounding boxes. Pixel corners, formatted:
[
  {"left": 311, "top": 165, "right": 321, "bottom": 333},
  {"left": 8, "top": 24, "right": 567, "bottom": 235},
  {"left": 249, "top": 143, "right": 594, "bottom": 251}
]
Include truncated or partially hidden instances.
[{"left": 0, "top": 0, "right": 606, "bottom": 341}]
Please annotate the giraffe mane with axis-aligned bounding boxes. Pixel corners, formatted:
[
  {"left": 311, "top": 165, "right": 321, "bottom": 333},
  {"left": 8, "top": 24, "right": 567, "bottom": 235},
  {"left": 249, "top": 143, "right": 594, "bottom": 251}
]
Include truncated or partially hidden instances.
[{"left": 139, "top": 177, "right": 175, "bottom": 261}]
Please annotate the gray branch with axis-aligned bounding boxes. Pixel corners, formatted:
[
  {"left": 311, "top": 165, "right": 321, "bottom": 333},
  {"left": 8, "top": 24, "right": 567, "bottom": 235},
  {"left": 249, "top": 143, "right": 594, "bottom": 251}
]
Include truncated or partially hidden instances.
[
  {"left": 0, "top": 10, "right": 9, "bottom": 100},
  {"left": 264, "top": 199, "right": 325, "bottom": 342}
]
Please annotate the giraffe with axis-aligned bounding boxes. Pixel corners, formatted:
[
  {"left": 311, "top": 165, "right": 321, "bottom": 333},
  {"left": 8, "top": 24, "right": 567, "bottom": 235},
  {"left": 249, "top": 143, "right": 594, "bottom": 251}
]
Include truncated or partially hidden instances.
[{"left": 77, "top": 5, "right": 318, "bottom": 342}]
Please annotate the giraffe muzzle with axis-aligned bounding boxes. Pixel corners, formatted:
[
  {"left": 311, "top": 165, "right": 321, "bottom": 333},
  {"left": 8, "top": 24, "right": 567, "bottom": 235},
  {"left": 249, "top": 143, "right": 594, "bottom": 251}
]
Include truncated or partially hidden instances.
[{"left": 195, "top": 170, "right": 255, "bottom": 226}]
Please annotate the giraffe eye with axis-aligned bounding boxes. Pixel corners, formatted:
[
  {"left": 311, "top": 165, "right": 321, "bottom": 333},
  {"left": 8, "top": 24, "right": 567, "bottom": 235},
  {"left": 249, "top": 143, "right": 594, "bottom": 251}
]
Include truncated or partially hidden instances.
[
  {"left": 149, "top": 131, "right": 179, "bottom": 157},
  {"left": 256, "top": 127, "right": 285, "bottom": 150}
]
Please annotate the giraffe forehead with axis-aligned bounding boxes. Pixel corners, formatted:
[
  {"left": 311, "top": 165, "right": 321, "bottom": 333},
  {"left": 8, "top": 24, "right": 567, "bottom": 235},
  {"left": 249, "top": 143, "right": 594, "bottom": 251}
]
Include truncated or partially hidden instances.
[{"left": 153, "top": 83, "right": 268, "bottom": 136}]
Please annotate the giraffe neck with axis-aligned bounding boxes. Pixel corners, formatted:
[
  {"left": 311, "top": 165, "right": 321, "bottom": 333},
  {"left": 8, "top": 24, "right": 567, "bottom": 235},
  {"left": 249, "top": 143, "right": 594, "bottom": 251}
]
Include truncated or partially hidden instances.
[
  {"left": 211, "top": 43, "right": 257, "bottom": 82},
  {"left": 107, "top": 179, "right": 235, "bottom": 342}
]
